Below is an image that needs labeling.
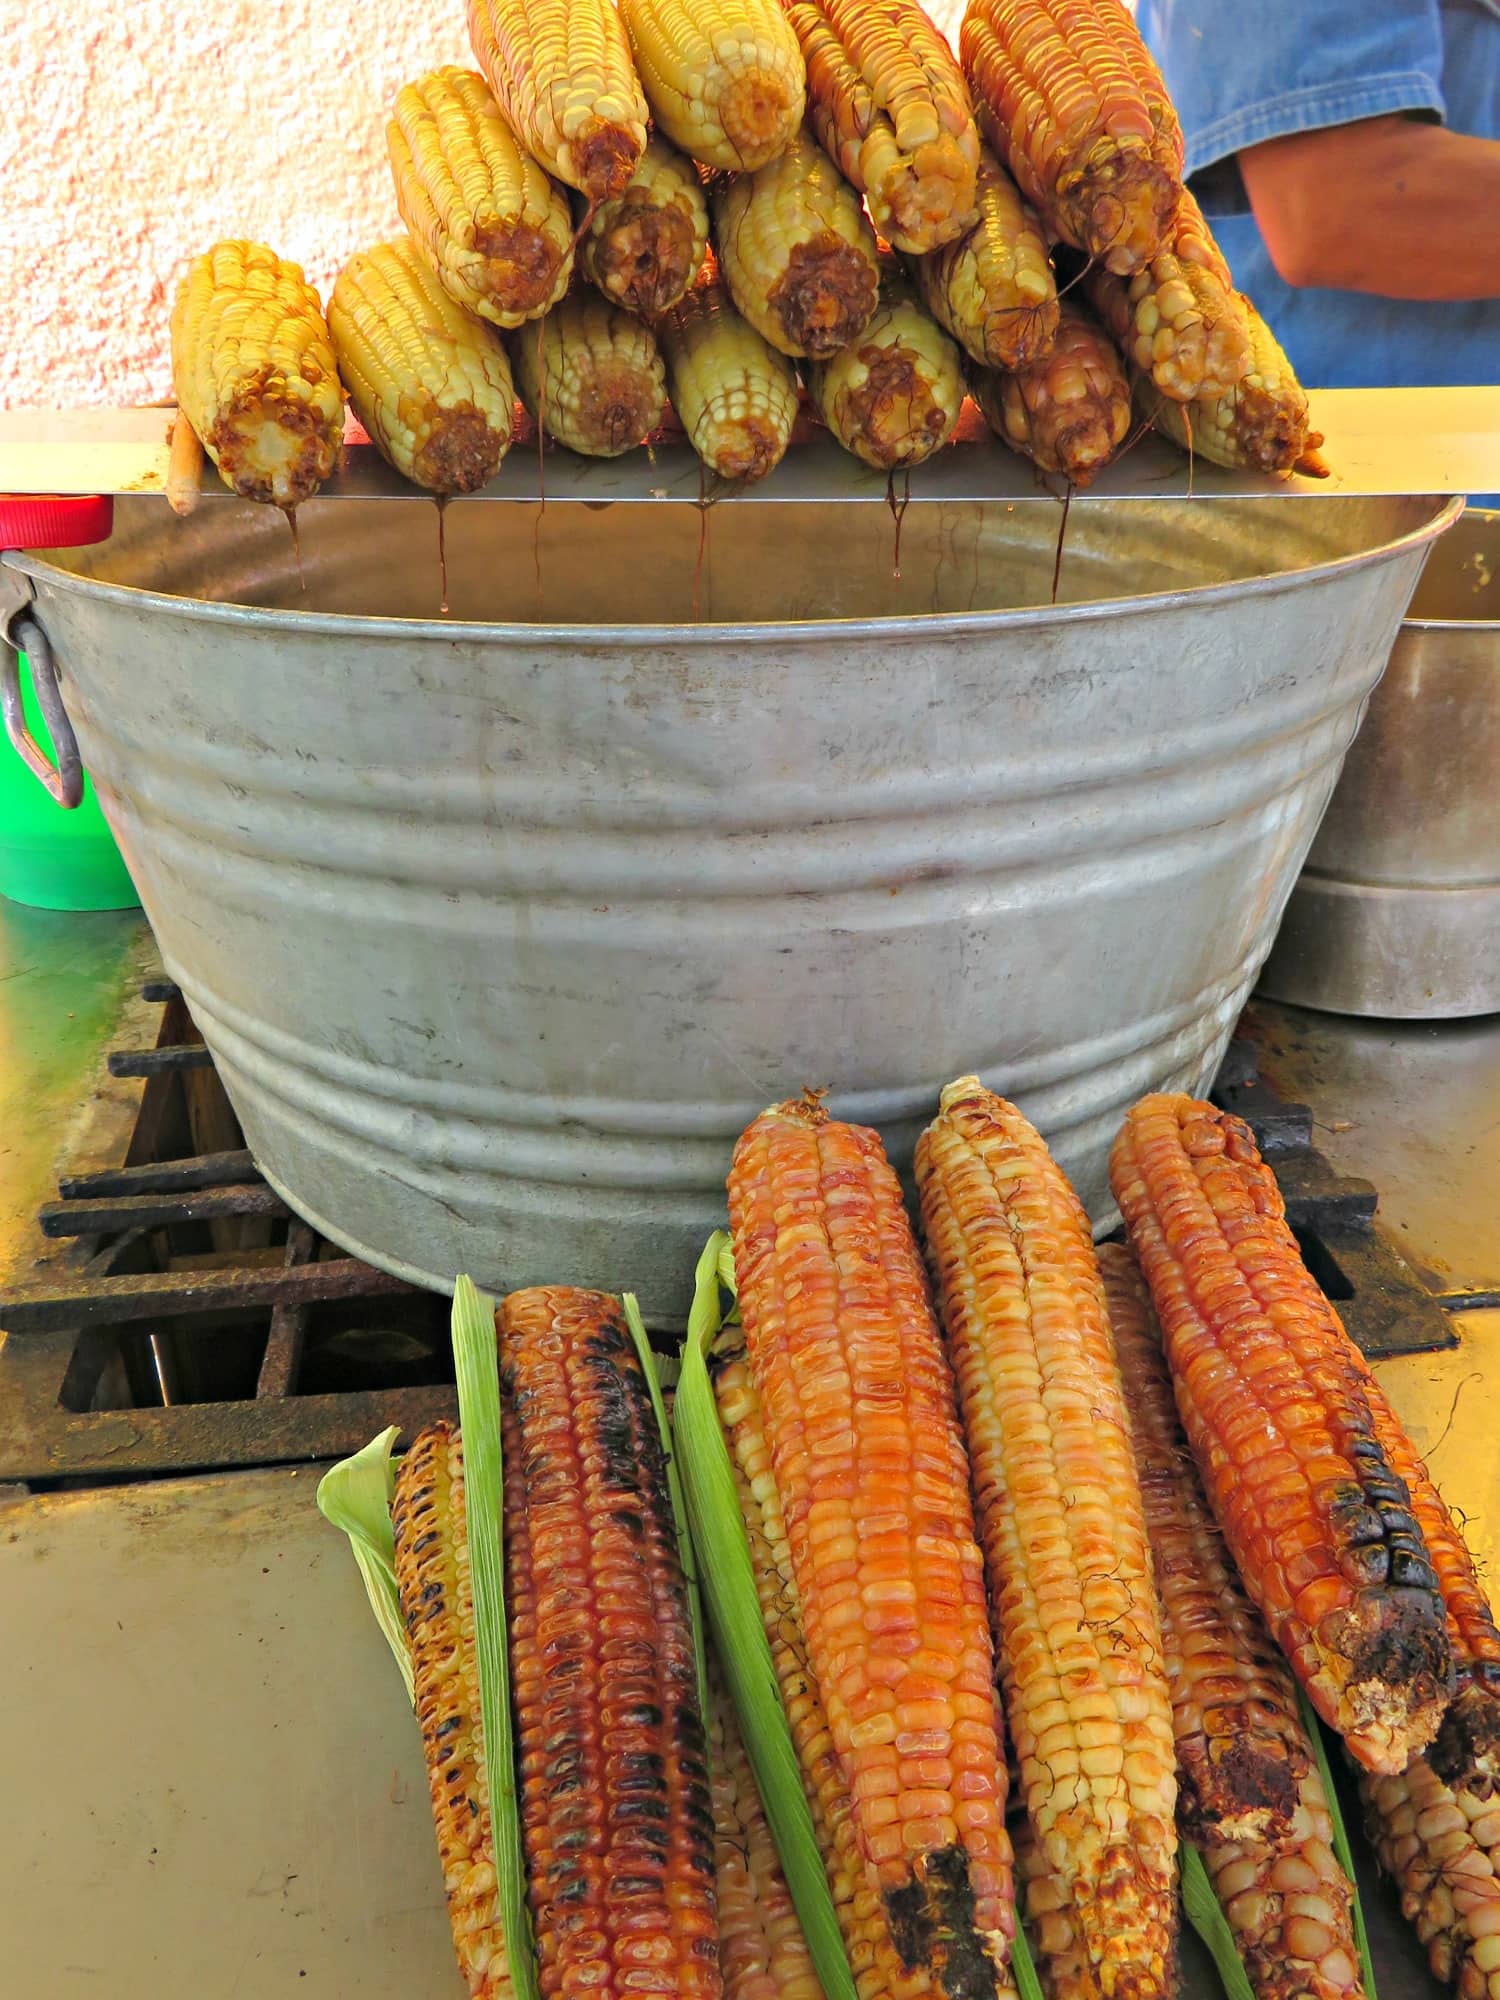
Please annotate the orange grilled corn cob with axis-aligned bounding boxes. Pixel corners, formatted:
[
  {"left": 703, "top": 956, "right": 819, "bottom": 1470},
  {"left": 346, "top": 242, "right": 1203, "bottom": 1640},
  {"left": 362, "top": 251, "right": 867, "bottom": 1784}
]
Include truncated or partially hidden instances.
[
  {"left": 915, "top": 1079, "right": 1178, "bottom": 2000},
  {"left": 467, "top": 0, "right": 649, "bottom": 202},
  {"left": 170, "top": 240, "right": 343, "bottom": 508},
  {"left": 499, "top": 1286, "right": 721, "bottom": 2000},
  {"left": 709, "top": 1651, "right": 827, "bottom": 2000},
  {"left": 1144, "top": 296, "right": 1326, "bottom": 476},
  {"left": 657, "top": 269, "right": 799, "bottom": 482},
  {"left": 619, "top": 0, "right": 806, "bottom": 171},
  {"left": 789, "top": 0, "right": 981, "bottom": 253},
  {"left": 1084, "top": 188, "right": 1250, "bottom": 403},
  {"left": 512, "top": 288, "right": 666, "bottom": 456},
  {"left": 917, "top": 147, "right": 1058, "bottom": 372},
  {"left": 1110, "top": 1094, "right": 1454, "bottom": 1775},
  {"left": 728, "top": 1096, "right": 1012, "bottom": 2000},
  {"left": 389, "top": 68, "right": 574, "bottom": 329},
  {"left": 960, "top": 0, "right": 1183, "bottom": 275},
  {"left": 577, "top": 136, "right": 710, "bottom": 317},
  {"left": 807, "top": 266, "right": 965, "bottom": 469},
  {"left": 970, "top": 299, "right": 1129, "bottom": 486},
  {"left": 329, "top": 239, "right": 515, "bottom": 494},
  {"left": 713, "top": 128, "right": 881, "bottom": 359},
  {"left": 391, "top": 1422, "right": 514, "bottom": 2000},
  {"left": 1362, "top": 1754, "right": 1500, "bottom": 2000}
]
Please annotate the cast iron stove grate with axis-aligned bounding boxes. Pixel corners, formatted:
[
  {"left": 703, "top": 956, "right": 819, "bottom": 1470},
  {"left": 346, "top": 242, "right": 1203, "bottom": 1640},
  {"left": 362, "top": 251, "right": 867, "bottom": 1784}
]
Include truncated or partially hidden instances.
[{"left": 0, "top": 984, "right": 1463, "bottom": 1485}]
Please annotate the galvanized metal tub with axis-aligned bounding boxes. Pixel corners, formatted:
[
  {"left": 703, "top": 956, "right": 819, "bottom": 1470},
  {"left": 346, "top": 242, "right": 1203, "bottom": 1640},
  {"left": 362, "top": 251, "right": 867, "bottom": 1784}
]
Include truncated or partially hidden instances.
[
  {"left": 1259, "top": 508, "right": 1497, "bottom": 1019},
  {"left": 3, "top": 492, "right": 1458, "bottom": 1319}
]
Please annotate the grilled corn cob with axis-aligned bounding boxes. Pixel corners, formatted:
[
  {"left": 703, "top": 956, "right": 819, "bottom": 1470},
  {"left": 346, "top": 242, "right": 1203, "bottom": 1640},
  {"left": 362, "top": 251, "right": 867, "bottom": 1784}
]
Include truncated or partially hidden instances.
[
  {"left": 657, "top": 270, "right": 799, "bottom": 482},
  {"left": 466, "top": 0, "right": 649, "bottom": 201},
  {"left": 1084, "top": 187, "right": 1250, "bottom": 403},
  {"left": 917, "top": 148, "right": 1058, "bottom": 372},
  {"left": 328, "top": 239, "right": 514, "bottom": 494},
  {"left": 807, "top": 267, "right": 964, "bottom": 469},
  {"left": 970, "top": 300, "right": 1129, "bottom": 485},
  {"left": 577, "top": 136, "right": 710, "bottom": 317},
  {"left": 1362, "top": 1754, "right": 1500, "bottom": 2000},
  {"left": 914, "top": 1079, "right": 1178, "bottom": 2000},
  {"left": 619, "top": 0, "right": 805, "bottom": 171},
  {"left": 512, "top": 289, "right": 666, "bottom": 455},
  {"left": 1110, "top": 1094, "right": 1454, "bottom": 1775},
  {"left": 170, "top": 240, "right": 343, "bottom": 508},
  {"left": 499, "top": 1286, "right": 721, "bottom": 2000},
  {"left": 392, "top": 1422, "right": 513, "bottom": 2000},
  {"left": 1009, "top": 1799, "right": 1102, "bottom": 2000},
  {"left": 709, "top": 1652, "right": 827, "bottom": 2000},
  {"left": 713, "top": 129, "right": 880, "bottom": 359},
  {"left": 1144, "top": 296, "right": 1326, "bottom": 475},
  {"left": 389, "top": 68, "right": 574, "bottom": 330},
  {"left": 960, "top": 0, "right": 1183, "bottom": 275},
  {"left": 728, "top": 1096, "right": 1012, "bottom": 2000},
  {"left": 789, "top": 0, "right": 981, "bottom": 254}
]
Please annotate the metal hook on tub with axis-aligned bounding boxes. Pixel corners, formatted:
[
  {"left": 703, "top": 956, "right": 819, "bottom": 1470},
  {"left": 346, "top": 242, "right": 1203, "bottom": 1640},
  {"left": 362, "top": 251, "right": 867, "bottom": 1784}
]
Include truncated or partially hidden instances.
[{"left": 0, "top": 611, "right": 85, "bottom": 810}]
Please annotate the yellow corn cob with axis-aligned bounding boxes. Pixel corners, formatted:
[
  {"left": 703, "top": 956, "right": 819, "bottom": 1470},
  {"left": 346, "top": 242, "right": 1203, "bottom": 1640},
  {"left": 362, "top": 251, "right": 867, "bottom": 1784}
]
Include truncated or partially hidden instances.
[
  {"left": 807, "top": 265, "right": 964, "bottom": 468},
  {"left": 916, "top": 147, "right": 1058, "bottom": 371},
  {"left": 789, "top": 0, "right": 981, "bottom": 253},
  {"left": 328, "top": 239, "right": 514, "bottom": 494},
  {"left": 578, "top": 136, "right": 710, "bottom": 317},
  {"left": 713, "top": 129, "right": 881, "bottom": 359},
  {"left": 1145, "top": 295, "right": 1326, "bottom": 475},
  {"left": 1084, "top": 187, "right": 1251, "bottom": 403},
  {"left": 618, "top": 0, "right": 805, "bottom": 171},
  {"left": 499, "top": 1286, "right": 722, "bottom": 2000},
  {"left": 391, "top": 1423, "right": 514, "bottom": 1999},
  {"left": 960, "top": 0, "right": 1183, "bottom": 275},
  {"left": 1109, "top": 1095, "right": 1454, "bottom": 1775},
  {"left": 467, "top": 0, "right": 649, "bottom": 202},
  {"left": 914, "top": 1079, "right": 1179, "bottom": 2000},
  {"left": 1009, "top": 1798, "right": 1102, "bottom": 2000},
  {"left": 657, "top": 269, "right": 799, "bottom": 482},
  {"left": 709, "top": 1650, "right": 827, "bottom": 2000},
  {"left": 512, "top": 289, "right": 666, "bottom": 456},
  {"left": 170, "top": 240, "right": 343, "bottom": 508},
  {"left": 728, "top": 1096, "right": 1013, "bottom": 2000},
  {"left": 1362, "top": 1755, "right": 1500, "bottom": 2000},
  {"left": 970, "top": 299, "right": 1130, "bottom": 486}
]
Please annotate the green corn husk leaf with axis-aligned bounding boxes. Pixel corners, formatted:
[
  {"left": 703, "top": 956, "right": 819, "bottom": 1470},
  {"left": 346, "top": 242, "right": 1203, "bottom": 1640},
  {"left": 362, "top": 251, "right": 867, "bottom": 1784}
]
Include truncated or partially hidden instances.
[
  {"left": 315, "top": 1424, "right": 414, "bottom": 1706},
  {"left": 674, "top": 1231, "right": 856, "bottom": 2000},
  {"left": 451, "top": 1273, "right": 540, "bottom": 2000},
  {"left": 1180, "top": 1842, "right": 1257, "bottom": 2000},
  {"left": 1297, "top": 1690, "right": 1378, "bottom": 2000},
  {"left": 1009, "top": 1908, "right": 1046, "bottom": 2000}
]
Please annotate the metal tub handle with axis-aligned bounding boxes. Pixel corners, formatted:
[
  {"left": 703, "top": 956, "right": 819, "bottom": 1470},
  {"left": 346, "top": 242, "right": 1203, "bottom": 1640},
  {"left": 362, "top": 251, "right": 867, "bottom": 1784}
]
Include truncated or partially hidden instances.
[{"left": 1, "top": 614, "right": 84, "bottom": 810}]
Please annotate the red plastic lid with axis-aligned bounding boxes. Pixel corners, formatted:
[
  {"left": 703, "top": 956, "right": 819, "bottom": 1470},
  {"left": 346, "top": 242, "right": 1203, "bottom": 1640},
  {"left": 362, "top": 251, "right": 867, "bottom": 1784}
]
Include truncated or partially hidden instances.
[{"left": 0, "top": 494, "right": 115, "bottom": 550}]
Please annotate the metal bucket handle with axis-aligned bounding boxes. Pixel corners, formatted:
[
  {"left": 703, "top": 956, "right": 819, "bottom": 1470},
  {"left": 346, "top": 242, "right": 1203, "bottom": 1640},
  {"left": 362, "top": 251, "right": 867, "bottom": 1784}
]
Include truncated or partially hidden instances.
[{"left": 0, "top": 613, "right": 84, "bottom": 810}]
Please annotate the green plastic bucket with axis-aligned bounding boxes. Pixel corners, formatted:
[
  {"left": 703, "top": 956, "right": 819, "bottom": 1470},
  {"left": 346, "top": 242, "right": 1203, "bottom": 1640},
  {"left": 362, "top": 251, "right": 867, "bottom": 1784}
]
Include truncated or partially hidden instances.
[{"left": 0, "top": 645, "right": 139, "bottom": 911}]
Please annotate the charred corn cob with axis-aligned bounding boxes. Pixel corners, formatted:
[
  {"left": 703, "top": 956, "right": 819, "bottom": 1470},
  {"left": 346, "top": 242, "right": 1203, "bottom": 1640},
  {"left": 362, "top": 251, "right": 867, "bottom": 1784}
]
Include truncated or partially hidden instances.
[
  {"left": 619, "top": 0, "right": 805, "bottom": 171},
  {"left": 789, "top": 0, "right": 981, "bottom": 254},
  {"left": 807, "top": 267, "right": 964, "bottom": 468},
  {"left": 728, "top": 1096, "right": 1012, "bottom": 2000},
  {"left": 657, "top": 270, "right": 799, "bottom": 482},
  {"left": 391, "top": 1423, "right": 513, "bottom": 1999},
  {"left": 466, "top": 0, "right": 648, "bottom": 202},
  {"left": 960, "top": 0, "right": 1183, "bottom": 275},
  {"left": 512, "top": 289, "right": 666, "bottom": 455},
  {"left": 713, "top": 130, "right": 880, "bottom": 359},
  {"left": 709, "top": 1652, "right": 827, "bottom": 2000},
  {"left": 577, "top": 136, "right": 709, "bottom": 317},
  {"left": 328, "top": 239, "right": 514, "bottom": 494},
  {"left": 1110, "top": 1094, "right": 1454, "bottom": 1775},
  {"left": 1144, "top": 296, "right": 1326, "bottom": 475},
  {"left": 389, "top": 68, "right": 573, "bottom": 330},
  {"left": 917, "top": 148, "right": 1058, "bottom": 372},
  {"left": 170, "top": 240, "right": 343, "bottom": 508},
  {"left": 970, "top": 299, "right": 1129, "bottom": 486},
  {"left": 1362, "top": 1754, "right": 1500, "bottom": 2000},
  {"left": 499, "top": 1286, "right": 721, "bottom": 2000},
  {"left": 1084, "top": 187, "right": 1250, "bottom": 403},
  {"left": 915, "top": 1080, "right": 1178, "bottom": 2000}
]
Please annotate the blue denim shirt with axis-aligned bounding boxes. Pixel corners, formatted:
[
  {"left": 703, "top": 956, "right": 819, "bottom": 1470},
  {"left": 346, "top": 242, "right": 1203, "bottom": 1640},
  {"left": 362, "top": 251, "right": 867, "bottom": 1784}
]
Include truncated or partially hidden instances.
[{"left": 1134, "top": 0, "right": 1500, "bottom": 393}]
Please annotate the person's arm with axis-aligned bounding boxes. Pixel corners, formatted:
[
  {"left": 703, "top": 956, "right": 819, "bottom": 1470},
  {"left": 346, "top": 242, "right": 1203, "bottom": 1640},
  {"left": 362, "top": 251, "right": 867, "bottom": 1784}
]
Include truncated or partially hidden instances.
[{"left": 1238, "top": 113, "right": 1500, "bottom": 299}]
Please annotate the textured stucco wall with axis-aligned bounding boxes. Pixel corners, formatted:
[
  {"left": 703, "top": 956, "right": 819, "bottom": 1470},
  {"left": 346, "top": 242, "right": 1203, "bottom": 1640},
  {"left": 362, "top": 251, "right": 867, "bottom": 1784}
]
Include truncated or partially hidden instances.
[{"left": 0, "top": 2, "right": 468, "bottom": 409}]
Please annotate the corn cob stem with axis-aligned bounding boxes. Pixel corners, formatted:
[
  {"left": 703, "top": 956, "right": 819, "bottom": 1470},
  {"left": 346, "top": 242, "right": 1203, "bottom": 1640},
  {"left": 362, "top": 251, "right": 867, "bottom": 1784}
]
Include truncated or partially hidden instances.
[
  {"left": 619, "top": 0, "right": 806, "bottom": 171},
  {"left": 970, "top": 300, "right": 1130, "bottom": 486},
  {"left": 917, "top": 148, "right": 1059, "bottom": 373},
  {"left": 512, "top": 289, "right": 666, "bottom": 456},
  {"left": 657, "top": 268, "right": 799, "bottom": 482},
  {"left": 467, "top": 0, "right": 649, "bottom": 201},
  {"left": 915, "top": 1079, "right": 1178, "bottom": 2000},
  {"left": 577, "top": 136, "right": 709, "bottom": 318},
  {"left": 1109, "top": 1094, "right": 1454, "bottom": 1775}
]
